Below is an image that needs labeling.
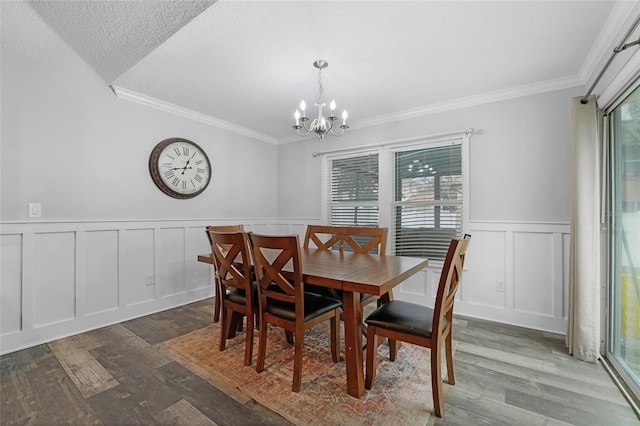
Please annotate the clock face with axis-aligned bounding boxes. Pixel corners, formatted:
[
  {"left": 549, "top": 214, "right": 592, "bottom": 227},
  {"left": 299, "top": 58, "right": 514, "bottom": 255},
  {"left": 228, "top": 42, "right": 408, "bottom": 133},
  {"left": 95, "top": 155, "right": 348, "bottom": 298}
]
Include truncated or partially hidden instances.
[{"left": 149, "top": 138, "right": 211, "bottom": 199}]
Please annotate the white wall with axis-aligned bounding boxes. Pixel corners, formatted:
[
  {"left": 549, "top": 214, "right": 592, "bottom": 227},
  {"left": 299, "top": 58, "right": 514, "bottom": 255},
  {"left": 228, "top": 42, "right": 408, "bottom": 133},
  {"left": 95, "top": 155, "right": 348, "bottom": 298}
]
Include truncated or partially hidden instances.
[
  {"left": 277, "top": 87, "right": 581, "bottom": 333},
  {"left": 1, "top": 53, "right": 277, "bottom": 221},
  {"left": 0, "top": 23, "right": 278, "bottom": 353}
]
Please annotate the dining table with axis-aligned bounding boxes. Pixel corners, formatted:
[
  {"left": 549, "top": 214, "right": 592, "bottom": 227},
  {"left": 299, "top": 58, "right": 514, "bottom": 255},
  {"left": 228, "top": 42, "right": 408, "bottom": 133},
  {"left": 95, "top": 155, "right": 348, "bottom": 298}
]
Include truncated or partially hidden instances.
[{"left": 198, "top": 247, "right": 428, "bottom": 398}]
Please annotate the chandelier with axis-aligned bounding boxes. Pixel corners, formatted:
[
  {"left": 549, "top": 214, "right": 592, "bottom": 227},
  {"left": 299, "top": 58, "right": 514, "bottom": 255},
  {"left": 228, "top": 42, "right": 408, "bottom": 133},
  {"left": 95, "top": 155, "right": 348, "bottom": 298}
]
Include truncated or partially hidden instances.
[{"left": 293, "top": 60, "right": 349, "bottom": 140}]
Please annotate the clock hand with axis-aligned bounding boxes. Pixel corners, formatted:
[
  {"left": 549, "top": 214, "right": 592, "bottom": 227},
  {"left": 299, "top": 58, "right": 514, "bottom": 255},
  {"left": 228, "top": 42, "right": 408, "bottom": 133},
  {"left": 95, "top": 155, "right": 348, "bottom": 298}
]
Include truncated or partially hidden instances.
[{"left": 177, "top": 157, "right": 193, "bottom": 174}]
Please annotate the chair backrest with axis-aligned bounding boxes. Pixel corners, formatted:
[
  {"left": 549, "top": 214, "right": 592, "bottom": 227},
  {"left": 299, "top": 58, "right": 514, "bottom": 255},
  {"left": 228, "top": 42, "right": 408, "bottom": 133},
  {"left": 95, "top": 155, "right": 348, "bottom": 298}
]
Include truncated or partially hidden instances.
[
  {"left": 249, "top": 233, "right": 303, "bottom": 310},
  {"left": 432, "top": 234, "right": 471, "bottom": 334},
  {"left": 205, "top": 225, "right": 245, "bottom": 246},
  {"left": 303, "top": 225, "right": 388, "bottom": 255},
  {"left": 207, "top": 231, "right": 254, "bottom": 301}
]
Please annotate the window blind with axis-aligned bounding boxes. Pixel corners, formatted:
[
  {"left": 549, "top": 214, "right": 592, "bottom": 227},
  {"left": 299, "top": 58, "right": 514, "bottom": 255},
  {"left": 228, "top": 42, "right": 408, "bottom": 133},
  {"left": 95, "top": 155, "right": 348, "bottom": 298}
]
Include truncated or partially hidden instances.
[
  {"left": 393, "top": 144, "right": 462, "bottom": 261},
  {"left": 329, "top": 153, "right": 379, "bottom": 227}
]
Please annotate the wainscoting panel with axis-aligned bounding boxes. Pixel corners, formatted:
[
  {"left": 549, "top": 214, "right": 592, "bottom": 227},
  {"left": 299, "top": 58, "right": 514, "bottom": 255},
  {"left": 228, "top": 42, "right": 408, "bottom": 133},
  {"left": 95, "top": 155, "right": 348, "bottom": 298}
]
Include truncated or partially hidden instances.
[
  {"left": 187, "top": 225, "right": 213, "bottom": 292},
  {"left": 392, "top": 221, "right": 570, "bottom": 334},
  {"left": 459, "top": 230, "right": 507, "bottom": 309},
  {"left": 0, "top": 218, "right": 570, "bottom": 354},
  {"left": 513, "top": 232, "right": 555, "bottom": 316},
  {"left": 122, "top": 228, "right": 155, "bottom": 307},
  {"left": 0, "top": 219, "right": 270, "bottom": 355},
  {"left": 85, "top": 230, "right": 119, "bottom": 316},
  {"left": 33, "top": 232, "right": 76, "bottom": 328},
  {"left": 0, "top": 234, "right": 22, "bottom": 335},
  {"left": 157, "top": 227, "right": 186, "bottom": 298}
]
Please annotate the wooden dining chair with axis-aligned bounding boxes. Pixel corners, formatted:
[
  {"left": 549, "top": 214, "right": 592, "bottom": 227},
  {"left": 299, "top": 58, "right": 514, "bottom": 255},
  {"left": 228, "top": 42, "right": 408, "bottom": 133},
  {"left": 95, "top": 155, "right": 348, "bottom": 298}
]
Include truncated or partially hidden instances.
[
  {"left": 303, "top": 224, "right": 389, "bottom": 310},
  {"left": 364, "top": 234, "right": 471, "bottom": 418},
  {"left": 303, "top": 225, "right": 387, "bottom": 255},
  {"left": 249, "top": 233, "right": 342, "bottom": 392},
  {"left": 205, "top": 225, "right": 245, "bottom": 322},
  {"left": 207, "top": 230, "right": 256, "bottom": 366}
]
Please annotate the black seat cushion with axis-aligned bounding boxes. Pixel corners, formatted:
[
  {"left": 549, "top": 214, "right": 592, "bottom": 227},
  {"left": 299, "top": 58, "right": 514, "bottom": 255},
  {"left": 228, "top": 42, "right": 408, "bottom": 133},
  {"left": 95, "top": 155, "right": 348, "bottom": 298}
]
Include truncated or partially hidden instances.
[
  {"left": 266, "top": 292, "right": 342, "bottom": 322},
  {"left": 226, "top": 282, "right": 258, "bottom": 305},
  {"left": 365, "top": 300, "right": 440, "bottom": 339}
]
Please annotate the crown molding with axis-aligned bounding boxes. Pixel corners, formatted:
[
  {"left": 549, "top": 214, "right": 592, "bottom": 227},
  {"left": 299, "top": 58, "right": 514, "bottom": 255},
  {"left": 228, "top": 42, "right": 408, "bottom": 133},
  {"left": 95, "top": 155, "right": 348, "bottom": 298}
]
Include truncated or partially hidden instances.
[
  {"left": 109, "top": 85, "right": 278, "bottom": 145},
  {"left": 346, "top": 75, "right": 584, "bottom": 131},
  {"left": 277, "top": 75, "right": 584, "bottom": 145},
  {"left": 579, "top": 1, "right": 640, "bottom": 87}
]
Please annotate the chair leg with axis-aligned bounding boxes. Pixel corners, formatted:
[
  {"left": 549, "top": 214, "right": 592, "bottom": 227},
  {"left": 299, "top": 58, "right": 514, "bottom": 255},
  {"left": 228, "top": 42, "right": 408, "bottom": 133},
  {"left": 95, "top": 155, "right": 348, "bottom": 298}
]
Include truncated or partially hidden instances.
[
  {"left": 365, "top": 326, "right": 379, "bottom": 389},
  {"left": 213, "top": 278, "right": 221, "bottom": 322},
  {"left": 330, "top": 313, "right": 340, "bottom": 362},
  {"left": 219, "top": 306, "right": 228, "bottom": 352},
  {"left": 227, "top": 311, "right": 241, "bottom": 339},
  {"left": 243, "top": 309, "right": 254, "bottom": 366},
  {"left": 389, "top": 338, "right": 398, "bottom": 361},
  {"left": 285, "top": 330, "right": 294, "bottom": 344},
  {"left": 292, "top": 328, "right": 304, "bottom": 392},
  {"left": 431, "top": 343, "right": 444, "bottom": 418},
  {"left": 445, "top": 330, "right": 455, "bottom": 385},
  {"left": 256, "top": 318, "right": 268, "bottom": 373}
]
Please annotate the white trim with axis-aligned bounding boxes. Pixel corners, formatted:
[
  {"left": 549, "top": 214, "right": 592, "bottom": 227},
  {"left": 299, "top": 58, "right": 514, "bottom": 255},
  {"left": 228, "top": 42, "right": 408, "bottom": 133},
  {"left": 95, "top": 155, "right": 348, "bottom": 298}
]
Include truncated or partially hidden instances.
[
  {"left": 352, "top": 78, "right": 581, "bottom": 130},
  {"left": 579, "top": 0, "right": 640, "bottom": 86},
  {"left": 598, "top": 50, "right": 640, "bottom": 110},
  {"left": 109, "top": 85, "right": 278, "bottom": 145}
]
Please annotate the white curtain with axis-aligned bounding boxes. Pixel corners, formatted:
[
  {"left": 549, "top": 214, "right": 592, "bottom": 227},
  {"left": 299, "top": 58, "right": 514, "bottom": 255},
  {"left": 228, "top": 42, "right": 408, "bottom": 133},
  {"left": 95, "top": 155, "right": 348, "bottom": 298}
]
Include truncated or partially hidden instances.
[{"left": 568, "top": 95, "right": 601, "bottom": 363}]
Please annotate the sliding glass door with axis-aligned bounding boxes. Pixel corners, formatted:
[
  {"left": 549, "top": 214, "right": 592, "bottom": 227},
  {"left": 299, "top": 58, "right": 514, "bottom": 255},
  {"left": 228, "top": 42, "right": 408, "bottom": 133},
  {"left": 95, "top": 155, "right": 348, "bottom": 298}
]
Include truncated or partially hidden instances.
[{"left": 608, "top": 83, "right": 640, "bottom": 399}]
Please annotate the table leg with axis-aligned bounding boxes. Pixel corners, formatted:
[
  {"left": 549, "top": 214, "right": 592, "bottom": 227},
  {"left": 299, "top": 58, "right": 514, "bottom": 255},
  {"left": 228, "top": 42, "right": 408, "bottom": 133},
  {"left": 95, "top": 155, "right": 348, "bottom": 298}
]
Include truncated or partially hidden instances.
[{"left": 342, "top": 290, "right": 365, "bottom": 398}]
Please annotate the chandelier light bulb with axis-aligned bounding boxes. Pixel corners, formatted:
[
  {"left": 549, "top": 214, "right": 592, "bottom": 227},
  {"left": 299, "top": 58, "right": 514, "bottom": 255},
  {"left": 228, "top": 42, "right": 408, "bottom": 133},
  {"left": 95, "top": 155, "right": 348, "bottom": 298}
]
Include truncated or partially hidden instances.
[{"left": 330, "top": 100, "right": 336, "bottom": 116}]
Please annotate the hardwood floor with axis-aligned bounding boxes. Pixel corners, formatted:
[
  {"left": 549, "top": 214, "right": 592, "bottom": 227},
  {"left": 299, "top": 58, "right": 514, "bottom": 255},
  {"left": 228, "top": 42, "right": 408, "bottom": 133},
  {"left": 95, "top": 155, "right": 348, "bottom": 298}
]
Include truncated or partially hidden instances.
[{"left": 1, "top": 298, "right": 638, "bottom": 425}]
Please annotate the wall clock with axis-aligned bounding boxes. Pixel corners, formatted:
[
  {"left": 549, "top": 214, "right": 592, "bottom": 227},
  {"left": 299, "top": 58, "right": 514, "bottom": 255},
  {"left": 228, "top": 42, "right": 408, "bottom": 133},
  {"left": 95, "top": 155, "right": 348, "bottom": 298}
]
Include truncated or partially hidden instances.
[{"left": 149, "top": 138, "right": 211, "bottom": 199}]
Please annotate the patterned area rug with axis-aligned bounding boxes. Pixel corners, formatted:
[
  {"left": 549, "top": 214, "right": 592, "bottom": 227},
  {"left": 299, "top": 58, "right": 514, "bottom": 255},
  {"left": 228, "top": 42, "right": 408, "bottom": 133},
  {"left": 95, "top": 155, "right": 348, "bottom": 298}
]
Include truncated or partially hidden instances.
[{"left": 165, "top": 321, "right": 437, "bottom": 425}]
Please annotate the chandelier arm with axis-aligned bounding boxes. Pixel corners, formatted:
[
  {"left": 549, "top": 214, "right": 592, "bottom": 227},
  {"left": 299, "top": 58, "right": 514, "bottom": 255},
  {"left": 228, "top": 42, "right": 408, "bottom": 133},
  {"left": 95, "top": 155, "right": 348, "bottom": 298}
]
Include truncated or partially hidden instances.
[{"left": 296, "top": 127, "right": 311, "bottom": 137}]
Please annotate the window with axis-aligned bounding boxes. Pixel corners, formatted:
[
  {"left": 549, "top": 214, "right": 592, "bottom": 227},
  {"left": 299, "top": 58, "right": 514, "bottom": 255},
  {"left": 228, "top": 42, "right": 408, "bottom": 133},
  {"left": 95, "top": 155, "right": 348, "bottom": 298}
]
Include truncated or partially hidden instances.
[
  {"left": 322, "top": 131, "right": 469, "bottom": 261},
  {"left": 327, "top": 153, "right": 379, "bottom": 227},
  {"left": 393, "top": 144, "right": 463, "bottom": 261}
]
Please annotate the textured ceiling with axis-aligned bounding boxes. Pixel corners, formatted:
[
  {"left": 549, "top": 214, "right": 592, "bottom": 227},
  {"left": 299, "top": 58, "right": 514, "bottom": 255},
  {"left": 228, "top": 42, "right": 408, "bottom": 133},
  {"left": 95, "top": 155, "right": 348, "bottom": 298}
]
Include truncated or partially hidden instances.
[
  {"left": 26, "top": 0, "right": 216, "bottom": 83},
  {"left": 3, "top": 1, "right": 636, "bottom": 143}
]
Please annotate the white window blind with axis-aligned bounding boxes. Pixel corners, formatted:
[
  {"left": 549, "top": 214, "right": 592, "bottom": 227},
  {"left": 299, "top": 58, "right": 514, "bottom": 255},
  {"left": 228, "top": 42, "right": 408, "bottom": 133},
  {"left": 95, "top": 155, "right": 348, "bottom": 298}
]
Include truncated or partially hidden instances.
[
  {"left": 393, "top": 144, "right": 463, "bottom": 261},
  {"left": 328, "top": 153, "right": 379, "bottom": 227}
]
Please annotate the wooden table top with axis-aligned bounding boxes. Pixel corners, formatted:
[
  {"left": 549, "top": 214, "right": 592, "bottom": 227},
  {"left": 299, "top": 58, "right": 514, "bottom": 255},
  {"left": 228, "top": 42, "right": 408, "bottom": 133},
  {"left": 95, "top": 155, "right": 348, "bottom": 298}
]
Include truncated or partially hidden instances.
[{"left": 198, "top": 247, "right": 427, "bottom": 295}]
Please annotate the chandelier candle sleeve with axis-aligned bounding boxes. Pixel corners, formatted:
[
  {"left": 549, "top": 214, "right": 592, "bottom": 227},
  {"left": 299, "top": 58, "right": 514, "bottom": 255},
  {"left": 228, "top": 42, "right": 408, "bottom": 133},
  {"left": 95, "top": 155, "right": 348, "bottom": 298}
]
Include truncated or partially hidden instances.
[{"left": 292, "top": 59, "right": 349, "bottom": 140}]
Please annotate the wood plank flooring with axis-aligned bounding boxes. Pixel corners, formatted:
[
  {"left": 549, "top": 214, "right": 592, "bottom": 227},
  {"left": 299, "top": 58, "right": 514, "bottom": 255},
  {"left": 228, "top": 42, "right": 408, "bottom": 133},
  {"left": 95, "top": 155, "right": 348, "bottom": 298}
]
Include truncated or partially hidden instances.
[{"left": 1, "top": 298, "right": 638, "bottom": 425}]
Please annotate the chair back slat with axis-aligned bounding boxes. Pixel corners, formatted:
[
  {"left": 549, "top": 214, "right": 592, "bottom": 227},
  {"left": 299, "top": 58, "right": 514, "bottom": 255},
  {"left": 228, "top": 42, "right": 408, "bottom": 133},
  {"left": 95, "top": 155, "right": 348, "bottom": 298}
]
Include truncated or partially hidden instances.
[
  {"left": 304, "top": 225, "right": 388, "bottom": 255},
  {"left": 433, "top": 234, "right": 471, "bottom": 334},
  {"left": 250, "top": 233, "right": 303, "bottom": 306}
]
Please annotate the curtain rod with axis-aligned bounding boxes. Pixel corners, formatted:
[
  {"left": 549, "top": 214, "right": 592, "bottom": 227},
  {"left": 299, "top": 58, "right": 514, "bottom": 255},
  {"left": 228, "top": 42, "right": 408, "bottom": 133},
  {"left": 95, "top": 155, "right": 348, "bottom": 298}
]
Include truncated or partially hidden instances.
[
  {"left": 581, "top": 14, "right": 640, "bottom": 104},
  {"left": 312, "top": 128, "right": 475, "bottom": 157}
]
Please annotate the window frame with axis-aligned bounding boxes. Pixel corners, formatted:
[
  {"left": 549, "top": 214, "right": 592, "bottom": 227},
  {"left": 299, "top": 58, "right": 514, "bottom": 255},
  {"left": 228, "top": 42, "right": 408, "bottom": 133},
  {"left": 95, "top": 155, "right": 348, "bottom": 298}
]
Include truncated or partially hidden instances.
[
  {"left": 321, "top": 149, "right": 380, "bottom": 227},
  {"left": 390, "top": 138, "right": 466, "bottom": 262},
  {"left": 320, "top": 131, "right": 471, "bottom": 263}
]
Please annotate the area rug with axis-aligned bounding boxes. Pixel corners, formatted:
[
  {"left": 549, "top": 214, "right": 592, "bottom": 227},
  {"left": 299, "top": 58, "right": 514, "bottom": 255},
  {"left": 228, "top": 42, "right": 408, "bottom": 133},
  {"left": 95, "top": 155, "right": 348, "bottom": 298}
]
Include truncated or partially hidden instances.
[{"left": 164, "top": 320, "right": 440, "bottom": 425}]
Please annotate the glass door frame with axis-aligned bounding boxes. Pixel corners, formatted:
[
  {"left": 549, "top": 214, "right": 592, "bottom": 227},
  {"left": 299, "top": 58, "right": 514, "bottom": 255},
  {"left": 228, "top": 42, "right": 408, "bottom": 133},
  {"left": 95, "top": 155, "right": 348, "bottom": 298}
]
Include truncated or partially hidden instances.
[{"left": 604, "top": 78, "right": 640, "bottom": 405}]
